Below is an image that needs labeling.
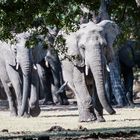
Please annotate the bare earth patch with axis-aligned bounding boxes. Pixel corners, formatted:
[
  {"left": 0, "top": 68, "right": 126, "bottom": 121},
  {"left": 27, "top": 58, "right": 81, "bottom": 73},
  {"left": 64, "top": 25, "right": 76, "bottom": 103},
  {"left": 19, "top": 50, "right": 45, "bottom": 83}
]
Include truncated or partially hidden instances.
[{"left": 1, "top": 102, "right": 140, "bottom": 139}]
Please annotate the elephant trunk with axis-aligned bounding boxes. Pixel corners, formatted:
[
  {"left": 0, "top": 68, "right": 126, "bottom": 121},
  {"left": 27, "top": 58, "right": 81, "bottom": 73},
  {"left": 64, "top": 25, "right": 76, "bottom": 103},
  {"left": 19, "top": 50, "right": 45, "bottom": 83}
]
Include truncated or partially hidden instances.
[
  {"left": 87, "top": 48, "right": 115, "bottom": 114},
  {"left": 19, "top": 52, "right": 32, "bottom": 116}
]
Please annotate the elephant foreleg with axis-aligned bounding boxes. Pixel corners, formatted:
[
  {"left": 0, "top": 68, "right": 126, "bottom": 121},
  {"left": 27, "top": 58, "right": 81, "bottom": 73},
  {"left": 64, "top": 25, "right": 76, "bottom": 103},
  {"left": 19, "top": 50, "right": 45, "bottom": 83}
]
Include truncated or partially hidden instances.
[
  {"left": 50, "top": 69, "right": 64, "bottom": 105},
  {"left": 37, "top": 63, "right": 54, "bottom": 105},
  {"left": 92, "top": 87, "right": 105, "bottom": 122},
  {"left": 122, "top": 66, "right": 134, "bottom": 106},
  {"left": 29, "top": 68, "right": 41, "bottom": 117},
  {"left": 73, "top": 66, "right": 96, "bottom": 122},
  {"left": 86, "top": 77, "right": 105, "bottom": 122}
]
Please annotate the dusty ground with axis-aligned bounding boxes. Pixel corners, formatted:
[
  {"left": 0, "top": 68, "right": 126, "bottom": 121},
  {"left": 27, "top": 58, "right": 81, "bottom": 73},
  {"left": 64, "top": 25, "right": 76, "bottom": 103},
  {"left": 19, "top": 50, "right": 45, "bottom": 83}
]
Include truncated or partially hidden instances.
[{"left": 1, "top": 101, "right": 140, "bottom": 139}]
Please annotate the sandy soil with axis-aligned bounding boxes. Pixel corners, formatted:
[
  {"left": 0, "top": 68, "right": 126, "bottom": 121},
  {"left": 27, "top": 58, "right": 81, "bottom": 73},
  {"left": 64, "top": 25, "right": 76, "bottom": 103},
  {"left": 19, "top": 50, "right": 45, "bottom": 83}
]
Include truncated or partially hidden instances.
[
  {"left": 1, "top": 102, "right": 140, "bottom": 139},
  {"left": 1, "top": 107, "right": 140, "bottom": 132}
]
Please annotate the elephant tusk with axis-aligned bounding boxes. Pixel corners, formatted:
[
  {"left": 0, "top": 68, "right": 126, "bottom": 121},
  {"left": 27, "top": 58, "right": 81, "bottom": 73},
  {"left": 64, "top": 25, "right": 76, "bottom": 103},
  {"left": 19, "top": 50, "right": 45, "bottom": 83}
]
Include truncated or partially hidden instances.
[
  {"left": 45, "top": 60, "right": 49, "bottom": 68},
  {"left": 85, "top": 65, "right": 89, "bottom": 76},
  {"left": 16, "top": 63, "right": 19, "bottom": 70},
  {"left": 55, "top": 81, "right": 68, "bottom": 95},
  {"left": 106, "top": 65, "right": 110, "bottom": 72},
  {"left": 33, "top": 64, "right": 37, "bottom": 70},
  {"left": 7, "top": 82, "right": 12, "bottom": 88}
]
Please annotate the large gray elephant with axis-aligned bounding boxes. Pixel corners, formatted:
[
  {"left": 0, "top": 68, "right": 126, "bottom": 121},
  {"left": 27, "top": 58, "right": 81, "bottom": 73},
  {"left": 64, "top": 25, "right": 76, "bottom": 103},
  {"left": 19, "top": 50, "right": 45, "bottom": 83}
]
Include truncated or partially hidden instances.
[
  {"left": 32, "top": 32, "right": 69, "bottom": 105},
  {"left": 0, "top": 32, "right": 40, "bottom": 117},
  {"left": 61, "top": 20, "right": 120, "bottom": 122},
  {"left": 118, "top": 40, "right": 140, "bottom": 106}
]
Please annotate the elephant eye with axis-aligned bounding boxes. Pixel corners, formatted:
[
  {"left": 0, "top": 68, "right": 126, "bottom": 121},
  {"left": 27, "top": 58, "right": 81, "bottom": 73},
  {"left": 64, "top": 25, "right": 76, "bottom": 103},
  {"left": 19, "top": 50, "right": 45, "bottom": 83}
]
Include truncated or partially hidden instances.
[{"left": 96, "top": 36, "right": 99, "bottom": 40}]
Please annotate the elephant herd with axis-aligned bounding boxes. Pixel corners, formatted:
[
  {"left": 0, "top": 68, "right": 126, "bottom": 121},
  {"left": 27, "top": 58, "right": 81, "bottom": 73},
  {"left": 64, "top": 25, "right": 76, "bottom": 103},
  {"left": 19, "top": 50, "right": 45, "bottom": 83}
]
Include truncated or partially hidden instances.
[
  {"left": 0, "top": 31, "right": 68, "bottom": 117},
  {"left": 0, "top": 19, "right": 139, "bottom": 122}
]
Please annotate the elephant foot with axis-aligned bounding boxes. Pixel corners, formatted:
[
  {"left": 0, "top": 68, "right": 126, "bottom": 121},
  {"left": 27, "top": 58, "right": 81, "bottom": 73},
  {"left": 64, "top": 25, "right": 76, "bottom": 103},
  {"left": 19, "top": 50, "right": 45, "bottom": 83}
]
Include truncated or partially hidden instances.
[
  {"left": 17, "top": 109, "right": 30, "bottom": 118},
  {"left": 79, "top": 110, "right": 96, "bottom": 122},
  {"left": 23, "top": 113, "right": 30, "bottom": 118},
  {"left": 53, "top": 95, "right": 63, "bottom": 105},
  {"left": 10, "top": 107, "right": 17, "bottom": 117},
  {"left": 10, "top": 111, "right": 17, "bottom": 117},
  {"left": 54, "top": 98, "right": 69, "bottom": 105},
  {"left": 18, "top": 112, "right": 30, "bottom": 118},
  {"left": 126, "top": 92, "right": 135, "bottom": 107},
  {"left": 39, "top": 99, "right": 54, "bottom": 105},
  {"left": 109, "top": 109, "right": 116, "bottom": 115},
  {"left": 30, "top": 105, "right": 41, "bottom": 117},
  {"left": 62, "top": 99, "right": 69, "bottom": 105},
  {"left": 96, "top": 116, "right": 106, "bottom": 122},
  {"left": 128, "top": 102, "right": 135, "bottom": 108},
  {"left": 43, "top": 100, "right": 54, "bottom": 105}
]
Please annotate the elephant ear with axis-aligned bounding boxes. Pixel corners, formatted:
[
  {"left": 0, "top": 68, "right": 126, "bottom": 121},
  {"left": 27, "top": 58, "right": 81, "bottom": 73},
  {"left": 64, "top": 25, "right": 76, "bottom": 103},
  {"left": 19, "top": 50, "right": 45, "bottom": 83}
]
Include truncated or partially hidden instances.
[
  {"left": 65, "top": 32, "right": 85, "bottom": 67},
  {"left": 98, "top": 20, "right": 120, "bottom": 62},
  {"left": 0, "top": 41, "right": 16, "bottom": 66},
  {"left": 98, "top": 20, "right": 120, "bottom": 48}
]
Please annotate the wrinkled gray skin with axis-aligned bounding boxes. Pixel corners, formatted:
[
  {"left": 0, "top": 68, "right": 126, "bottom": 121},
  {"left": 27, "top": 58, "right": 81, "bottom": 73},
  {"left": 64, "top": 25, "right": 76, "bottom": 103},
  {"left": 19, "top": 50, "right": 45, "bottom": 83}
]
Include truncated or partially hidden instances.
[
  {"left": 33, "top": 37, "right": 69, "bottom": 105},
  {"left": 118, "top": 40, "right": 140, "bottom": 106},
  {"left": 44, "top": 47, "right": 69, "bottom": 105},
  {"left": 0, "top": 32, "right": 40, "bottom": 117},
  {"left": 62, "top": 20, "right": 119, "bottom": 122}
]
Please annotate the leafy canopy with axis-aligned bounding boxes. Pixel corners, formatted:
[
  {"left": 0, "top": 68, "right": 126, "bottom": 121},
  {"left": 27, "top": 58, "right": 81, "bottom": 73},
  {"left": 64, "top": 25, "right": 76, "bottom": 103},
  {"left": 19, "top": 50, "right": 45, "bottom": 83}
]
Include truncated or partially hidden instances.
[{"left": 0, "top": 0, "right": 139, "bottom": 43}]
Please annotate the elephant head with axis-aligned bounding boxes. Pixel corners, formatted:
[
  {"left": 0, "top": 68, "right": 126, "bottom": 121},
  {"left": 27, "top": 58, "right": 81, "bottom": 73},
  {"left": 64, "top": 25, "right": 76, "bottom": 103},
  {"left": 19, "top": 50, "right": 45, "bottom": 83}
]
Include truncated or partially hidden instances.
[
  {"left": 65, "top": 20, "right": 119, "bottom": 114},
  {"left": 97, "top": 20, "right": 120, "bottom": 62}
]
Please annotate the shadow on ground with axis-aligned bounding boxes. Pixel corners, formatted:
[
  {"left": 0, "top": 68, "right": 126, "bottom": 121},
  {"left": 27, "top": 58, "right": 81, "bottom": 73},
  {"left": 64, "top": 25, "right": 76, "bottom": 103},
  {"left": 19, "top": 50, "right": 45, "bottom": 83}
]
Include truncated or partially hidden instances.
[{"left": 1, "top": 126, "right": 140, "bottom": 140}]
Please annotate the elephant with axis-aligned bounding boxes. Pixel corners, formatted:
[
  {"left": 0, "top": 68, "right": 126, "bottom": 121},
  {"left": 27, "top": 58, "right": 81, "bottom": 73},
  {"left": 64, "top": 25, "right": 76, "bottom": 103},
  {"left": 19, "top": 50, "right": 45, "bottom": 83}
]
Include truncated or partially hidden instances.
[
  {"left": 32, "top": 33, "right": 69, "bottom": 105},
  {"left": 118, "top": 40, "right": 140, "bottom": 106},
  {"left": 61, "top": 20, "right": 120, "bottom": 122},
  {"left": 0, "top": 32, "right": 40, "bottom": 117}
]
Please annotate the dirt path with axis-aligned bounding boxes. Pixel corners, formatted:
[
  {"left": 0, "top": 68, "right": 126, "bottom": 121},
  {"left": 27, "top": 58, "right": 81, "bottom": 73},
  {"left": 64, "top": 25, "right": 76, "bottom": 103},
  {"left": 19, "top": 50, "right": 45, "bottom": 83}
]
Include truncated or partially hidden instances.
[{"left": 1, "top": 102, "right": 140, "bottom": 139}]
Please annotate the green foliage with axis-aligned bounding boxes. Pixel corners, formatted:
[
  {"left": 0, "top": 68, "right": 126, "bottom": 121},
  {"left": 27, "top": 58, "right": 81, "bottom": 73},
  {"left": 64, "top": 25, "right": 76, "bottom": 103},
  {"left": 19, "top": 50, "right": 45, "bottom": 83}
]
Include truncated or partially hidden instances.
[
  {"left": 110, "top": 0, "right": 140, "bottom": 45},
  {"left": 0, "top": 0, "right": 139, "bottom": 45}
]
